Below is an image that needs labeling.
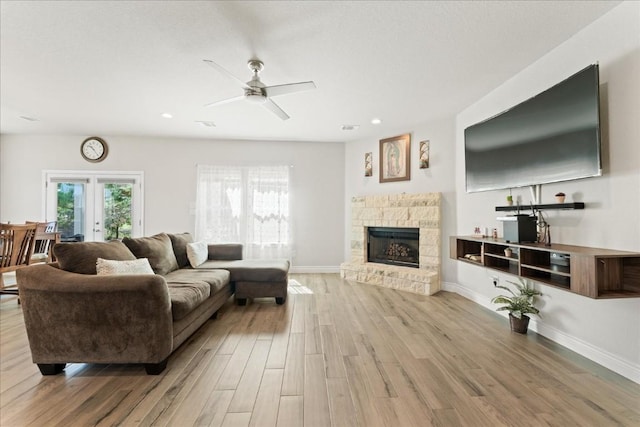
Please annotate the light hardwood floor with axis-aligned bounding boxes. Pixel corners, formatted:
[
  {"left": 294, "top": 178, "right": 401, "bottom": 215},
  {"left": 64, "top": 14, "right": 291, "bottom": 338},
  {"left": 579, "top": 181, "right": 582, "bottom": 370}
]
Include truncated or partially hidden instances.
[{"left": 1, "top": 273, "right": 639, "bottom": 426}]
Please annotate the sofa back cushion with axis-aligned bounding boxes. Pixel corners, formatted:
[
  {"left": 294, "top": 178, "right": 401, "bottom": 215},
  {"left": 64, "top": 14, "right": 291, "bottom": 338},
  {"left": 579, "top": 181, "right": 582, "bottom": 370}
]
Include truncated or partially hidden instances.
[
  {"left": 168, "top": 232, "right": 194, "bottom": 268},
  {"left": 207, "top": 243, "right": 243, "bottom": 260},
  {"left": 122, "top": 233, "right": 179, "bottom": 275},
  {"left": 53, "top": 240, "right": 137, "bottom": 274}
]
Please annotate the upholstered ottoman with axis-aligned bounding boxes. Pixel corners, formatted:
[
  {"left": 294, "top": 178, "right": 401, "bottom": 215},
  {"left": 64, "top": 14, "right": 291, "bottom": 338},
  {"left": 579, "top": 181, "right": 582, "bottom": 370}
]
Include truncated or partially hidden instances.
[{"left": 197, "top": 258, "right": 290, "bottom": 305}]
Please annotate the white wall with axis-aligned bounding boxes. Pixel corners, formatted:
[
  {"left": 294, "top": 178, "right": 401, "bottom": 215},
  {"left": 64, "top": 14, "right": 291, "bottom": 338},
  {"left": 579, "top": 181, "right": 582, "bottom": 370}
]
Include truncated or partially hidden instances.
[
  {"left": 344, "top": 118, "right": 457, "bottom": 282},
  {"left": 454, "top": 2, "right": 640, "bottom": 382},
  {"left": 0, "top": 134, "right": 345, "bottom": 271}
]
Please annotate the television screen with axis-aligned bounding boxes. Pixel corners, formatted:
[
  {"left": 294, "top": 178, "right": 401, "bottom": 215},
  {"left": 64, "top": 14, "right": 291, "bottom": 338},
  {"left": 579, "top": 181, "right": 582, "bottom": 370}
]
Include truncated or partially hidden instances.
[{"left": 464, "top": 64, "right": 602, "bottom": 193}]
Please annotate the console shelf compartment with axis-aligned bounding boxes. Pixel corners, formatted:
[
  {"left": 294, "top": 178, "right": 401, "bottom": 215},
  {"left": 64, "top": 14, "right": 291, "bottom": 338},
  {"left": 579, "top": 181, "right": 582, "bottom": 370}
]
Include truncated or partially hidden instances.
[
  {"left": 451, "top": 238, "right": 483, "bottom": 265},
  {"left": 495, "top": 202, "right": 585, "bottom": 212},
  {"left": 483, "top": 242, "right": 519, "bottom": 275},
  {"left": 450, "top": 236, "right": 640, "bottom": 299}
]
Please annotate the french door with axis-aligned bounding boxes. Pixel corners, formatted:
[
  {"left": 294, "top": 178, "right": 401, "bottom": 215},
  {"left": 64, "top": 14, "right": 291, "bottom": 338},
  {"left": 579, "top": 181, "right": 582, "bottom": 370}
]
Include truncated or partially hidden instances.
[{"left": 44, "top": 171, "right": 144, "bottom": 242}]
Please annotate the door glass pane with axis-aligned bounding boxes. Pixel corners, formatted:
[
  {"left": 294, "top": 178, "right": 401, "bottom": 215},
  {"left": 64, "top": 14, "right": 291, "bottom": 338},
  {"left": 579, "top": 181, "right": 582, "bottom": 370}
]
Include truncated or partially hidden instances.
[
  {"left": 56, "top": 183, "right": 86, "bottom": 242},
  {"left": 103, "top": 183, "right": 133, "bottom": 241}
]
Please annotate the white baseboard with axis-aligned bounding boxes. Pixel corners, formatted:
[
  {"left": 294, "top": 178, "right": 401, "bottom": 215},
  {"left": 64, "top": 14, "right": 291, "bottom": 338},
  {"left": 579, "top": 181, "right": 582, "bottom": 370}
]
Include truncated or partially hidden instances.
[
  {"left": 442, "top": 281, "right": 640, "bottom": 384},
  {"left": 290, "top": 266, "right": 340, "bottom": 274}
]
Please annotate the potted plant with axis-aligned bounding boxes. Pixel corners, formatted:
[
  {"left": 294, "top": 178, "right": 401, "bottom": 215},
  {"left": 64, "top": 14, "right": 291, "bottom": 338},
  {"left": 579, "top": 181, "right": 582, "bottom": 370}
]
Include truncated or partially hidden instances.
[
  {"left": 491, "top": 278, "right": 542, "bottom": 334},
  {"left": 555, "top": 192, "right": 566, "bottom": 203}
]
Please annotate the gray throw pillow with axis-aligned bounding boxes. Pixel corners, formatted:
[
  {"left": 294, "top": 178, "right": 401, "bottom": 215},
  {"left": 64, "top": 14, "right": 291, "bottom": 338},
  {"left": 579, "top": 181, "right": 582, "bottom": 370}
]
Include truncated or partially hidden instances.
[
  {"left": 53, "top": 240, "right": 137, "bottom": 274},
  {"left": 122, "top": 233, "right": 179, "bottom": 275},
  {"left": 168, "top": 232, "right": 194, "bottom": 268}
]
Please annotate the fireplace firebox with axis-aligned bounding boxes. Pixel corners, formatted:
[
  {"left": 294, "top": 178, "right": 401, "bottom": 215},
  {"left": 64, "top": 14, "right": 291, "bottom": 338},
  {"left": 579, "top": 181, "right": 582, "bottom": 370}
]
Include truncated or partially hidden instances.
[{"left": 367, "top": 227, "right": 419, "bottom": 268}]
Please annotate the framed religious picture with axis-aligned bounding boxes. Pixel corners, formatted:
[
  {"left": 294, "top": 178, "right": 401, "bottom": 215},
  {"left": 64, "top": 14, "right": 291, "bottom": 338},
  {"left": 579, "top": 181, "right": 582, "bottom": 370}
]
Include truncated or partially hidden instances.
[{"left": 379, "top": 133, "right": 411, "bottom": 182}]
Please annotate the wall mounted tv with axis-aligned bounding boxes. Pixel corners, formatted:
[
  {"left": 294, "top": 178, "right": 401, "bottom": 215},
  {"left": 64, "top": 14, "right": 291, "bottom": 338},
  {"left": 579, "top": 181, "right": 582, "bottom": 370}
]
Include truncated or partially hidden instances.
[{"left": 464, "top": 64, "right": 602, "bottom": 193}]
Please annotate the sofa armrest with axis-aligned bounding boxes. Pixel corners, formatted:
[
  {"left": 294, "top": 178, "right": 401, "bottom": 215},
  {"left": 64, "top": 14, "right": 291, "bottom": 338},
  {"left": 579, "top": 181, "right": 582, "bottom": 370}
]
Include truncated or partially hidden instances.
[
  {"left": 207, "top": 243, "right": 243, "bottom": 260},
  {"left": 17, "top": 264, "right": 173, "bottom": 365}
]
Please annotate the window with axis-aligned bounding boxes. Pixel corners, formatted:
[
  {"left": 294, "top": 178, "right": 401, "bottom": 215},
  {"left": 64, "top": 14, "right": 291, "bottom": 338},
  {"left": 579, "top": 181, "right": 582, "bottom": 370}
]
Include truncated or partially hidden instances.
[{"left": 196, "top": 165, "right": 291, "bottom": 260}]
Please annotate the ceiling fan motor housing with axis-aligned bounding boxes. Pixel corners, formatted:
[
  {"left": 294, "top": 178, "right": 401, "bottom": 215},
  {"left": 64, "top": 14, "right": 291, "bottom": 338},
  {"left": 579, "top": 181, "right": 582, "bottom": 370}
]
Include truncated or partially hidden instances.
[{"left": 244, "top": 87, "right": 267, "bottom": 103}]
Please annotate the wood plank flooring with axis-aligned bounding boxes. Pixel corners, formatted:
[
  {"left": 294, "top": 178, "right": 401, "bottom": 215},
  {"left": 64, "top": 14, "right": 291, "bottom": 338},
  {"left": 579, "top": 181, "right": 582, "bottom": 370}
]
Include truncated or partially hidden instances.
[{"left": 1, "top": 273, "right": 639, "bottom": 426}]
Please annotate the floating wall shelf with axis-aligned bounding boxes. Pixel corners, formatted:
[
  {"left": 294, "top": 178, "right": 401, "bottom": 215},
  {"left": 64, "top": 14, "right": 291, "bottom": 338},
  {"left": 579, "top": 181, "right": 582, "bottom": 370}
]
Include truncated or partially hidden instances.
[
  {"left": 450, "top": 236, "right": 640, "bottom": 299},
  {"left": 495, "top": 202, "right": 585, "bottom": 212}
]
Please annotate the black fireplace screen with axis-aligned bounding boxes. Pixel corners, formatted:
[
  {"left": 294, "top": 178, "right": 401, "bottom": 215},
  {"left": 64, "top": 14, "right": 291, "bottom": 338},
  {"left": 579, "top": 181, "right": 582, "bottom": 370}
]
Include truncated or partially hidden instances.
[{"left": 367, "top": 227, "right": 419, "bottom": 268}]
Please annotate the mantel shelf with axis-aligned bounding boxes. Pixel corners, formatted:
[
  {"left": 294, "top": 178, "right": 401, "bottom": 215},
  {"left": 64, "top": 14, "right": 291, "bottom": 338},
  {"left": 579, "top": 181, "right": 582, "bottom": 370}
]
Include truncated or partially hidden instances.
[{"left": 495, "top": 202, "right": 585, "bottom": 212}]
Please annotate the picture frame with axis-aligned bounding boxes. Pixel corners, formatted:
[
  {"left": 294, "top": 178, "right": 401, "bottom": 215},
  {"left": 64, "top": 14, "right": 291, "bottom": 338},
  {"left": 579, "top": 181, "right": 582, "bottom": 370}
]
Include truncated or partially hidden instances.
[
  {"left": 419, "top": 140, "right": 430, "bottom": 169},
  {"left": 379, "top": 133, "right": 411, "bottom": 182}
]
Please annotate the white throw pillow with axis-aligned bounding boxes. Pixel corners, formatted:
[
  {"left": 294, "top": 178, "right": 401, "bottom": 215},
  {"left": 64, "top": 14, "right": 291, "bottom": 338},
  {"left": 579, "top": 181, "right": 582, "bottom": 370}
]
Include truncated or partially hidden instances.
[
  {"left": 96, "top": 258, "right": 155, "bottom": 276},
  {"left": 186, "top": 241, "right": 208, "bottom": 268}
]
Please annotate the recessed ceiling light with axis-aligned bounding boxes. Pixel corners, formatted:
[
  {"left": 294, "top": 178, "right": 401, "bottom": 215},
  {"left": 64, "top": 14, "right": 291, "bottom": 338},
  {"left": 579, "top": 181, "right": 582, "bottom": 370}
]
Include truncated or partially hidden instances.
[
  {"left": 196, "top": 120, "right": 216, "bottom": 128},
  {"left": 341, "top": 124, "right": 360, "bottom": 131},
  {"left": 19, "top": 115, "right": 39, "bottom": 122},
  {"left": 161, "top": 113, "right": 173, "bottom": 119},
  {"left": 371, "top": 118, "right": 382, "bottom": 125}
]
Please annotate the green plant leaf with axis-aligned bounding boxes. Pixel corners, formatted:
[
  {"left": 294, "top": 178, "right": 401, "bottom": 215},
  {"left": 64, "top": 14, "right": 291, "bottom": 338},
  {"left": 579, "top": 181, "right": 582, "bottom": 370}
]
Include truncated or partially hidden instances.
[
  {"left": 491, "top": 296, "right": 513, "bottom": 305},
  {"left": 494, "top": 284, "right": 517, "bottom": 297}
]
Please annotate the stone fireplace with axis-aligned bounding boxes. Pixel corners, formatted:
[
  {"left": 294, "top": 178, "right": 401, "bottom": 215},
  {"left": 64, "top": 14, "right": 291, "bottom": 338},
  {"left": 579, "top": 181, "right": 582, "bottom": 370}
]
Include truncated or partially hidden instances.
[{"left": 340, "top": 193, "right": 441, "bottom": 295}]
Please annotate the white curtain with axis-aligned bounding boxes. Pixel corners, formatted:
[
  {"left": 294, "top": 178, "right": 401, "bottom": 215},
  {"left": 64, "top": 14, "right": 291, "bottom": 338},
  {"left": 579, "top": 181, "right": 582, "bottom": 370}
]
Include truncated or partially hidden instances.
[{"left": 195, "top": 165, "right": 291, "bottom": 260}]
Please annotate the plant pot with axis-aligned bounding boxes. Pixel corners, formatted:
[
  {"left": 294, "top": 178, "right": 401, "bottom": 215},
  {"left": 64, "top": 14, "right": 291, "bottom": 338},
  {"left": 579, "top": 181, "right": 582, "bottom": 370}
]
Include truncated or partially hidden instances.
[
  {"left": 509, "top": 314, "right": 530, "bottom": 334},
  {"left": 555, "top": 195, "right": 565, "bottom": 203}
]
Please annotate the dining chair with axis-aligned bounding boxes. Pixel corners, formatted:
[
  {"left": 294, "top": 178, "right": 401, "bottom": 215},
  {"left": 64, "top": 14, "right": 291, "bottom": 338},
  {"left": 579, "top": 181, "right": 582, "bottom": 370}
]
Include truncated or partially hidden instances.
[
  {"left": 27, "top": 221, "right": 60, "bottom": 263},
  {"left": 0, "top": 222, "right": 37, "bottom": 295}
]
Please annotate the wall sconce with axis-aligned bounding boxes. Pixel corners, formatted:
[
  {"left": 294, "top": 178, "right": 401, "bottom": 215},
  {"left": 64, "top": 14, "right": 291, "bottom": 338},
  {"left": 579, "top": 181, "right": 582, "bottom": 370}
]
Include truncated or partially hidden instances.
[
  {"left": 419, "top": 140, "right": 430, "bottom": 169},
  {"left": 365, "top": 152, "right": 373, "bottom": 176}
]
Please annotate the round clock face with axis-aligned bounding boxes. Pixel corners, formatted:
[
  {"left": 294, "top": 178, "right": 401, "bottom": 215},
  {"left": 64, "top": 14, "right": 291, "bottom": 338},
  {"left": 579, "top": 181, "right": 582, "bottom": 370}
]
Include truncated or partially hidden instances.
[{"left": 81, "top": 137, "right": 108, "bottom": 162}]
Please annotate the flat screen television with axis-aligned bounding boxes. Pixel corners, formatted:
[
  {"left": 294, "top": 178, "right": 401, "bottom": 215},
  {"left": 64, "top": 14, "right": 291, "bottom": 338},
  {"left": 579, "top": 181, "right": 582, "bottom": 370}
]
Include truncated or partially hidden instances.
[{"left": 464, "top": 64, "right": 602, "bottom": 193}]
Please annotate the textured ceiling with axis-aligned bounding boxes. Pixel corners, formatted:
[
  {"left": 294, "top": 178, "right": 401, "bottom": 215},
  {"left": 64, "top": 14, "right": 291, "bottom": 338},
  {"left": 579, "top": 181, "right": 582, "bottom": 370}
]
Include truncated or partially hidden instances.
[{"left": 0, "top": 1, "right": 621, "bottom": 142}]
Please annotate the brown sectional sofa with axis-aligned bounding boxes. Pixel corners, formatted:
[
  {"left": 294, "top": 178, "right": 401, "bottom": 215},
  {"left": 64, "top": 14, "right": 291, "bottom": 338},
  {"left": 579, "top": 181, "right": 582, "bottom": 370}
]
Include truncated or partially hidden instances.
[{"left": 16, "top": 232, "right": 289, "bottom": 375}]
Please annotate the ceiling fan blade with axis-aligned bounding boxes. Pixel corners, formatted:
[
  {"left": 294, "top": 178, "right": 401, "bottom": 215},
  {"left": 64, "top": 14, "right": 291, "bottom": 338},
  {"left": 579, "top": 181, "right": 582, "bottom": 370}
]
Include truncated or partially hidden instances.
[
  {"left": 203, "top": 59, "right": 250, "bottom": 89},
  {"left": 264, "top": 81, "right": 316, "bottom": 98},
  {"left": 204, "top": 95, "right": 245, "bottom": 108},
  {"left": 262, "top": 99, "right": 290, "bottom": 120}
]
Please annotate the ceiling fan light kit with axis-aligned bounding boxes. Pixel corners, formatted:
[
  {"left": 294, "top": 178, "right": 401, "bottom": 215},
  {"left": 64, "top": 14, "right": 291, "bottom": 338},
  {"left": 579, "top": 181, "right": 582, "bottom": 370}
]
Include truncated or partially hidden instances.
[{"left": 203, "top": 58, "right": 316, "bottom": 120}]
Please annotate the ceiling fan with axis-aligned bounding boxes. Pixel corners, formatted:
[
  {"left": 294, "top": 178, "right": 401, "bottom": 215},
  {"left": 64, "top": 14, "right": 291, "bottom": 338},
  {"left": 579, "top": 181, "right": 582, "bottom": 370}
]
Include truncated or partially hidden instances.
[{"left": 203, "top": 59, "right": 316, "bottom": 120}]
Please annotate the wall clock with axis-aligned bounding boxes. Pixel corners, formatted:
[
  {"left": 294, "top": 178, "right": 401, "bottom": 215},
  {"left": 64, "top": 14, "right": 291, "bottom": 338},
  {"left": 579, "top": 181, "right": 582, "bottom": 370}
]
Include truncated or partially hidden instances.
[{"left": 80, "top": 137, "right": 108, "bottom": 163}]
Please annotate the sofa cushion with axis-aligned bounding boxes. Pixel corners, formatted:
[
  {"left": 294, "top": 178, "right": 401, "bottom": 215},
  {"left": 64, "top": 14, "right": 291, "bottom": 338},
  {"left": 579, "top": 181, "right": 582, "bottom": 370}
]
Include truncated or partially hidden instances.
[
  {"left": 186, "top": 241, "right": 208, "bottom": 268},
  {"left": 166, "top": 281, "right": 211, "bottom": 321},
  {"left": 168, "top": 232, "right": 194, "bottom": 268},
  {"left": 207, "top": 243, "right": 243, "bottom": 260},
  {"left": 122, "top": 233, "right": 179, "bottom": 275},
  {"left": 96, "top": 258, "right": 154, "bottom": 276},
  {"left": 53, "top": 240, "right": 136, "bottom": 274},
  {"left": 197, "top": 259, "right": 290, "bottom": 282},
  {"left": 164, "top": 268, "right": 230, "bottom": 294}
]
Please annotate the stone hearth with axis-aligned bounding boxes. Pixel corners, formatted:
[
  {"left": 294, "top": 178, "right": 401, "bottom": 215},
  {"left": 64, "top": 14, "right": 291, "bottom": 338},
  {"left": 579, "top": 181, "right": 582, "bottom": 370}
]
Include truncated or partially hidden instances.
[{"left": 340, "top": 193, "right": 441, "bottom": 295}]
